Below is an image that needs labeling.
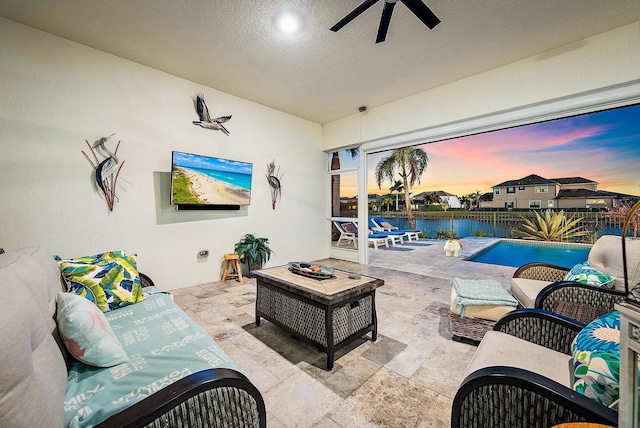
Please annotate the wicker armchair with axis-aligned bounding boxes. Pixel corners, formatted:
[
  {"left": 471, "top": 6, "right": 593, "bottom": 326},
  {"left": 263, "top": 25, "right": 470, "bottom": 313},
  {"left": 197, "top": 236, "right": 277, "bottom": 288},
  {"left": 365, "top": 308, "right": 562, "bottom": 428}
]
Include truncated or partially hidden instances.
[
  {"left": 451, "top": 309, "right": 618, "bottom": 428},
  {"left": 510, "top": 235, "right": 640, "bottom": 324}
]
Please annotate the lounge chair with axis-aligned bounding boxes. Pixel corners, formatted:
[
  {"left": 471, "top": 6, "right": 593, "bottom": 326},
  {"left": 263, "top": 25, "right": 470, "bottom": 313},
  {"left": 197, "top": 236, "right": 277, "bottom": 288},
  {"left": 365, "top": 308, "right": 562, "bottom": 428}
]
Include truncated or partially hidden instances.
[
  {"left": 332, "top": 221, "right": 358, "bottom": 248},
  {"left": 368, "top": 219, "right": 405, "bottom": 245},
  {"left": 333, "top": 221, "right": 391, "bottom": 249},
  {"left": 371, "top": 217, "right": 420, "bottom": 242},
  {"left": 510, "top": 235, "right": 640, "bottom": 324},
  {"left": 451, "top": 308, "right": 618, "bottom": 427},
  {"left": 367, "top": 230, "right": 390, "bottom": 250}
]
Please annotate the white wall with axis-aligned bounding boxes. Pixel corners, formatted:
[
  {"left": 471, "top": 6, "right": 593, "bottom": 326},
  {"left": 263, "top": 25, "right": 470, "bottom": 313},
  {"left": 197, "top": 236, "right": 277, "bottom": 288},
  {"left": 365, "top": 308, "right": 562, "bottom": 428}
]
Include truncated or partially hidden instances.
[
  {"left": 323, "top": 22, "right": 640, "bottom": 150},
  {"left": 0, "top": 18, "right": 326, "bottom": 289}
]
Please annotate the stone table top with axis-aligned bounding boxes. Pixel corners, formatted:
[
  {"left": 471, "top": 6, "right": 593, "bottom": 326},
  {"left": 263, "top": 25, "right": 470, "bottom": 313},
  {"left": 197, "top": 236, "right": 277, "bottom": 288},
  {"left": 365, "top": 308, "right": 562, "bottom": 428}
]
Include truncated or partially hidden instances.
[{"left": 251, "top": 265, "right": 384, "bottom": 305}]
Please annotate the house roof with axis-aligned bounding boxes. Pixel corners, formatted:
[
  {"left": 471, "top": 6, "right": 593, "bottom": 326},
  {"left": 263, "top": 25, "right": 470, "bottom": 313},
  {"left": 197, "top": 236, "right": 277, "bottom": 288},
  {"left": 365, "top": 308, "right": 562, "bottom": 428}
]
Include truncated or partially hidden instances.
[
  {"left": 1, "top": 1, "right": 639, "bottom": 124},
  {"left": 479, "top": 192, "right": 494, "bottom": 202},
  {"left": 494, "top": 174, "right": 597, "bottom": 188},
  {"left": 493, "top": 174, "right": 556, "bottom": 187},
  {"left": 557, "top": 189, "right": 638, "bottom": 199},
  {"left": 550, "top": 177, "right": 598, "bottom": 185},
  {"left": 415, "top": 190, "right": 458, "bottom": 198}
]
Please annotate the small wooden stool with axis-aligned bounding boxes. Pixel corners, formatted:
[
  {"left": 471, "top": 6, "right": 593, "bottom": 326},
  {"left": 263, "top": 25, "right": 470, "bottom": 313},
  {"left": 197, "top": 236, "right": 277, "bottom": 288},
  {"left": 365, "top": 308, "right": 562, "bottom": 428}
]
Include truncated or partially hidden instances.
[{"left": 221, "top": 253, "right": 243, "bottom": 283}]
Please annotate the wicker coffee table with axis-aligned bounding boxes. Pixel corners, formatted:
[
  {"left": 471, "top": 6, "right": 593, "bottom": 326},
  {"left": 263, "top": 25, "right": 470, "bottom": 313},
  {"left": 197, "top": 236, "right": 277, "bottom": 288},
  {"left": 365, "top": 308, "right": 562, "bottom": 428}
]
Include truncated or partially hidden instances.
[{"left": 252, "top": 265, "right": 384, "bottom": 370}]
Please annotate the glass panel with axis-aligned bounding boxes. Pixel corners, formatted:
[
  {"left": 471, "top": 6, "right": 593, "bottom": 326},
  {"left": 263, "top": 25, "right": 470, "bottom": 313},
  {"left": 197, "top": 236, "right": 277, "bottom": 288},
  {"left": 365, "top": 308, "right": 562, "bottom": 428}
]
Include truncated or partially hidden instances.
[
  {"left": 328, "top": 149, "right": 360, "bottom": 172},
  {"left": 331, "top": 171, "right": 358, "bottom": 249}
]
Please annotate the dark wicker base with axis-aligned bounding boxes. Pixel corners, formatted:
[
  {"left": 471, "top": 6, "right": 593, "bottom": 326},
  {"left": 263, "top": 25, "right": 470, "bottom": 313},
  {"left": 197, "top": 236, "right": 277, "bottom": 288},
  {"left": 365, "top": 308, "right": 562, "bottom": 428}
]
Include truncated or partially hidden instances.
[
  {"left": 256, "top": 282, "right": 377, "bottom": 370},
  {"left": 448, "top": 311, "right": 497, "bottom": 343}
]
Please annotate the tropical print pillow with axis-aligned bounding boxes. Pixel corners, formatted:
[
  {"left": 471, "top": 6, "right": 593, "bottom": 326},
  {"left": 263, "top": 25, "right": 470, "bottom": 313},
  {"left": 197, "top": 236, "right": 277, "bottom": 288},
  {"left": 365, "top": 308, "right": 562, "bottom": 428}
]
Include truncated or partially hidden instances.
[
  {"left": 56, "top": 250, "right": 144, "bottom": 312},
  {"left": 571, "top": 311, "right": 620, "bottom": 406},
  {"left": 564, "top": 261, "right": 616, "bottom": 289}
]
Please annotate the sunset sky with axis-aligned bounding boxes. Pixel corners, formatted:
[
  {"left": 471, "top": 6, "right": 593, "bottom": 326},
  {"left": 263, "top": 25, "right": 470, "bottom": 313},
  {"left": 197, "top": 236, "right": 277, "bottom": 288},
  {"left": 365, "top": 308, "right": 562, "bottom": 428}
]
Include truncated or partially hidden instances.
[{"left": 335, "top": 103, "right": 640, "bottom": 198}]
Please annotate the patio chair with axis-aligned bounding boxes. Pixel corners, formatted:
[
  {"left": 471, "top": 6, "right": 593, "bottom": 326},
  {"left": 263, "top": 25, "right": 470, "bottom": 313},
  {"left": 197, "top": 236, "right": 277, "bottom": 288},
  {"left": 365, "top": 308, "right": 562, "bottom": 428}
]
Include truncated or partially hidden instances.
[
  {"left": 332, "top": 221, "right": 358, "bottom": 248},
  {"left": 371, "top": 217, "right": 421, "bottom": 242},
  {"left": 333, "top": 221, "right": 391, "bottom": 249},
  {"left": 510, "top": 234, "right": 640, "bottom": 324},
  {"left": 368, "top": 219, "right": 405, "bottom": 245},
  {"left": 451, "top": 308, "right": 618, "bottom": 428}
]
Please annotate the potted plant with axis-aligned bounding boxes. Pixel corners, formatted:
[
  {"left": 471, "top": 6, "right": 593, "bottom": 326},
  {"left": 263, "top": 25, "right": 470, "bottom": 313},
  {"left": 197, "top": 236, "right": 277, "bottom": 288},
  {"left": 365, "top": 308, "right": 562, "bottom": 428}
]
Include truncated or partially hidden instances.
[{"left": 234, "top": 234, "right": 274, "bottom": 277}]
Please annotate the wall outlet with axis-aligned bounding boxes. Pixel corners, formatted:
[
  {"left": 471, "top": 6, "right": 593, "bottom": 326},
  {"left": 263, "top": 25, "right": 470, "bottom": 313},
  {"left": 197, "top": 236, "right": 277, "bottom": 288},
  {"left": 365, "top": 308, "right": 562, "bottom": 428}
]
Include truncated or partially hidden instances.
[{"left": 198, "top": 250, "right": 209, "bottom": 257}]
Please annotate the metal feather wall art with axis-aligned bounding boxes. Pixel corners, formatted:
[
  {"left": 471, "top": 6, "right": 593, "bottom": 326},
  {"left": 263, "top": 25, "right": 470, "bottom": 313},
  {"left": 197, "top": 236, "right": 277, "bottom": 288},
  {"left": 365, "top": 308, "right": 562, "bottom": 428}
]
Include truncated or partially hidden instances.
[
  {"left": 266, "top": 160, "right": 283, "bottom": 210},
  {"left": 192, "top": 93, "right": 231, "bottom": 136},
  {"left": 81, "top": 133, "right": 126, "bottom": 211}
]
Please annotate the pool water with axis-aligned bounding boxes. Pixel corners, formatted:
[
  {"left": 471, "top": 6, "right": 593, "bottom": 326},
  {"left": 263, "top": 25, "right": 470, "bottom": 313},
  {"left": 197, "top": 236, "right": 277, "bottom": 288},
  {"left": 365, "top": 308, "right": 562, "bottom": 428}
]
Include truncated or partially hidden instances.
[{"left": 467, "top": 240, "right": 591, "bottom": 268}]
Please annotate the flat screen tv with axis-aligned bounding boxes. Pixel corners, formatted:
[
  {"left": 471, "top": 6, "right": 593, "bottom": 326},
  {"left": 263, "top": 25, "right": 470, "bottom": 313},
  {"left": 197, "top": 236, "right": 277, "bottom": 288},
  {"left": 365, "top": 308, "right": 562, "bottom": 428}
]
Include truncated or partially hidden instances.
[{"left": 171, "top": 151, "right": 253, "bottom": 209}]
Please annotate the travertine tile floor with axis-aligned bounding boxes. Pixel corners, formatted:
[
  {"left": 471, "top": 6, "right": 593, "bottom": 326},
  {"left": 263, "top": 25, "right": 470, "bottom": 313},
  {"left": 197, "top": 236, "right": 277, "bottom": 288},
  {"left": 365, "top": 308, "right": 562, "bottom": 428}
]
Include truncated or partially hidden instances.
[{"left": 171, "top": 238, "right": 517, "bottom": 427}]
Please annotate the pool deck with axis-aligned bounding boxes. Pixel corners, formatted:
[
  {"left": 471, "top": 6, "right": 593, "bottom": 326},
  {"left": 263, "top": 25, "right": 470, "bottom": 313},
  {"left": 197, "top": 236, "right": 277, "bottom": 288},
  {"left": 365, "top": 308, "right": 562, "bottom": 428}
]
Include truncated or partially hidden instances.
[{"left": 368, "top": 237, "right": 518, "bottom": 288}]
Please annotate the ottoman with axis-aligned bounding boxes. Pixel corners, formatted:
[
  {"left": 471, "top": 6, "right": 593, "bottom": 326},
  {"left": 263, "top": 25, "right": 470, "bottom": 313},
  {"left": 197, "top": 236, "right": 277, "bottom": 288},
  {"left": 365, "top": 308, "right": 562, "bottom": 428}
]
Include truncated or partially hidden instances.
[{"left": 448, "top": 279, "right": 518, "bottom": 343}]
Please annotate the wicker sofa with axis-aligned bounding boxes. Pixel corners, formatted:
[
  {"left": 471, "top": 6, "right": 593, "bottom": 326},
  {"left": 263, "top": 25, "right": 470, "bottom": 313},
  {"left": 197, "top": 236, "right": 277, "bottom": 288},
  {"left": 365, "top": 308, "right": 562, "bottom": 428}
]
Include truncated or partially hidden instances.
[
  {"left": 0, "top": 246, "right": 266, "bottom": 428},
  {"left": 451, "top": 308, "right": 618, "bottom": 427}
]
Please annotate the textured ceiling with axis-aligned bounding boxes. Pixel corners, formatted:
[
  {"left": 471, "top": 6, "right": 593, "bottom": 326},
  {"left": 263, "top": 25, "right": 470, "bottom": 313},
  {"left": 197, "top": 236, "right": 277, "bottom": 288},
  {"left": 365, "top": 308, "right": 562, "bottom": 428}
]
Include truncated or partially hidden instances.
[{"left": 1, "top": 0, "right": 639, "bottom": 124}]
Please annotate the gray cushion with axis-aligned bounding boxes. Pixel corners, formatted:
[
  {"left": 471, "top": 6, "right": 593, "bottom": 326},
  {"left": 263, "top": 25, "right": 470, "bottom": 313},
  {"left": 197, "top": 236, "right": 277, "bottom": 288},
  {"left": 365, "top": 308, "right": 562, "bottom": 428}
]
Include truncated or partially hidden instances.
[
  {"left": 510, "top": 277, "right": 550, "bottom": 308},
  {"left": 465, "top": 331, "right": 573, "bottom": 388},
  {"left": 0, "top": 251, "right": 67, "bottom": 427}
]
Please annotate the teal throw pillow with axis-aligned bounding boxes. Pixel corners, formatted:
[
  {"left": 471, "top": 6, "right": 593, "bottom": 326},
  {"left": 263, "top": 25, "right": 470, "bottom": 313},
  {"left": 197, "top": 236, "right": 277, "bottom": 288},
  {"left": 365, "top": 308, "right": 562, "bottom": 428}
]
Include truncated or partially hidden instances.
[
  {"left": 55, "top": 250, "right": 144, "bottom": 312},
  {"left": 564, "top": 261, "right": 616, "bottom": 289}
]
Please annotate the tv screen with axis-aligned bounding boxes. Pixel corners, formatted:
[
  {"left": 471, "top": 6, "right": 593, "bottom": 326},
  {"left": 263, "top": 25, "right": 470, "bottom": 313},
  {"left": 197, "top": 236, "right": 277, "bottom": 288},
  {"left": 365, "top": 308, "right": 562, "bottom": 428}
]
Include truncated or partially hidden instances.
[{"left": 171, "top": 151, "right": 253, "bottom": 207}]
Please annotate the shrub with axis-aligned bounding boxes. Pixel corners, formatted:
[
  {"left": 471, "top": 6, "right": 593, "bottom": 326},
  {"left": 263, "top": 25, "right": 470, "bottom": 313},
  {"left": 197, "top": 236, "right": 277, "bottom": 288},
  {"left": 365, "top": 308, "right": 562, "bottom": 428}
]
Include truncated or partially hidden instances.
[
  {"left": 472, "top": 229, "right": 488, "bottom": 237},
  {"left": 436, "top": 229, "right": 456, "bottom": 239},
  {"left": 518, "top": 209, "right": 587, "bottom": 242},
  {"left": 507, "top": 229, "right": 520, "bottom": 239}
]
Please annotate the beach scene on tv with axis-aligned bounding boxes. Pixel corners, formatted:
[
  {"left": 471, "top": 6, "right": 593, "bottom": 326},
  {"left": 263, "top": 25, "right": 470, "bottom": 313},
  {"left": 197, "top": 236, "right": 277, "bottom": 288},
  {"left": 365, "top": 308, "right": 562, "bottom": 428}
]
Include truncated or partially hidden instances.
[{"left": 171, "top": 151, "right": 252, "bottom": 205}]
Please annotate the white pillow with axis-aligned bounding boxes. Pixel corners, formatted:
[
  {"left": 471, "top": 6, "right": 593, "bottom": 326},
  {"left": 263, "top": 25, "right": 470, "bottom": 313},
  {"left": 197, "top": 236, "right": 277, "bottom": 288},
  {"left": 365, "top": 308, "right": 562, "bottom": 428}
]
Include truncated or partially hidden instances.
[{"left": 56, "top": 292, "right": 127, "bottom": 367}]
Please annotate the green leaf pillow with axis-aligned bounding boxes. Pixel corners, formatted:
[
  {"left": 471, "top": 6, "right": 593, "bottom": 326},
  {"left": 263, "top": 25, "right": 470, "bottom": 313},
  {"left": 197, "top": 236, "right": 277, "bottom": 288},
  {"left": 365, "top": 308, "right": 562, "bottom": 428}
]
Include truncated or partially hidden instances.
[
  {"left": 564, "top": 261, "right": 616, "bottom": 289},
  {"left": 55, "top": 250, "right": 144, "bottom": 312}
]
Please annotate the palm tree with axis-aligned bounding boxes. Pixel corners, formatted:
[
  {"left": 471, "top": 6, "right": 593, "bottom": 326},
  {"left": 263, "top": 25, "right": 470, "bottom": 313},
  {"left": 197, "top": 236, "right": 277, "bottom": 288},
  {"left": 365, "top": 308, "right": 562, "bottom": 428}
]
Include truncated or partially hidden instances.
[
  {"left": 389, "top": 180, "right": 404, "bottom": 210},
  {"left": 425, "top": 192, "right": 441, "bottom": 205},
  {"left": 375, "top": 147, "right": 429, "bottom": 230},
  {"left": 380, "top": 195, "right": 394, "bottom": 212},
  {"left": 463, "top": 190, "right": 482, "bottom": 210}
]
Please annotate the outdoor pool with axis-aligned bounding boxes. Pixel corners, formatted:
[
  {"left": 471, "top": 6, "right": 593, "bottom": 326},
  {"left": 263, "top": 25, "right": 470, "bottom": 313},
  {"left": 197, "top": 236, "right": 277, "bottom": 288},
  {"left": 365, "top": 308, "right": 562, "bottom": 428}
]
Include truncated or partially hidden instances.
[{"left": 466, "top": 240, "right": 591, "bottom": 268}]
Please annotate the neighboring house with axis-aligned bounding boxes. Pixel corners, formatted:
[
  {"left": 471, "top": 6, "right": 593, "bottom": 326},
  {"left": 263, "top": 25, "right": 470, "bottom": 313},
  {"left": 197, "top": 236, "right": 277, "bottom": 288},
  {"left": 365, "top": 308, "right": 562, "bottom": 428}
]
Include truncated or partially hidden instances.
[
  {"left": 478, "top": 192, "right": 494, "bottom": 209},
  {"left": 481, "top": 174, "right": 636, "bottom": 211},
  {"left": 413, "top": 191, "right": 462, "bottom": 210}
]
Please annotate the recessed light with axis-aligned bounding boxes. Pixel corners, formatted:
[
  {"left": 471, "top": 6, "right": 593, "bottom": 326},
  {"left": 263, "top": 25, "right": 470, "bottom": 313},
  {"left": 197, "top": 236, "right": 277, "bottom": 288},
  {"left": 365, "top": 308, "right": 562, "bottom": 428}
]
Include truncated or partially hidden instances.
[{"left": 275, "top": 11, "right": 302, "bottom": 34}]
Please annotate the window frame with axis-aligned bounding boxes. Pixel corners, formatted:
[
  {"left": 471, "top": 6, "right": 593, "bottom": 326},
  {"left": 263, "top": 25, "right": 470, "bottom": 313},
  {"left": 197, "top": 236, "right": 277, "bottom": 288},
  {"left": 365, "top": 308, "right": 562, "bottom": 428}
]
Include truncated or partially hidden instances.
[{"left": 535, "top": 185, "right": 548, "bottom": 193}]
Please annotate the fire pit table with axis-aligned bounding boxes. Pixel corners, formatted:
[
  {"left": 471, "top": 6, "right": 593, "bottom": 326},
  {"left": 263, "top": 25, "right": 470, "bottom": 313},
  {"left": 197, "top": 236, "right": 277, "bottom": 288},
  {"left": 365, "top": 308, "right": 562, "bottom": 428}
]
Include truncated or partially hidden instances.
[{"left": 252, "top": 264, "right": 384, "bottom": 370}]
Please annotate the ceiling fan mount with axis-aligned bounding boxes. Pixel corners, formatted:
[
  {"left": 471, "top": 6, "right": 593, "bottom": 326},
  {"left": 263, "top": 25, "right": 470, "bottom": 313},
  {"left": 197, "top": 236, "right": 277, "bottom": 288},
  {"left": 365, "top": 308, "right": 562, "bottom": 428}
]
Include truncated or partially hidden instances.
[{"left": 330, "top": 0, "right": 441, "bottom": 44}]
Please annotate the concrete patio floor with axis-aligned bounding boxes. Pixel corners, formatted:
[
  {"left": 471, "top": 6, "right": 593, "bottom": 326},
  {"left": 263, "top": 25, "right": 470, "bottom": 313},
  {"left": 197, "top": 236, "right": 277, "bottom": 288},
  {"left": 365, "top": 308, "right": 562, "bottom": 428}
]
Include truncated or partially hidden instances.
[{"left": 171, "top": 238, "right": 517, "bottom": 427}]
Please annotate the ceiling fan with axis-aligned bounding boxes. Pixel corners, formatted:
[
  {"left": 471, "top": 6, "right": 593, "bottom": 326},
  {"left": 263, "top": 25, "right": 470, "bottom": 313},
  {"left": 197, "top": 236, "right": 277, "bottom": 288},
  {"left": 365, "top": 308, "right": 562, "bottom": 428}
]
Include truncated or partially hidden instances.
[{"left": 330, "top": 0, "right": 440, "bottom": 44}]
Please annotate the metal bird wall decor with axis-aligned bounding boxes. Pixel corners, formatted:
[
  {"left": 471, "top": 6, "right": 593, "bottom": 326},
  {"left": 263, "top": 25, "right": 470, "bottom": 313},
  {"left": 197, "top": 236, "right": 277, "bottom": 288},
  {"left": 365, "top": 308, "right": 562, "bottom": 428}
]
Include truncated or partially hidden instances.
[
  {"left": 192, "top": 93, "right": 231, "bottom": 136},
  {"left": 266, "top": 160, "right": 283, "bottom": 210},
  {"left": 81, "top": 133, "right": 126, "bottom": 211}
]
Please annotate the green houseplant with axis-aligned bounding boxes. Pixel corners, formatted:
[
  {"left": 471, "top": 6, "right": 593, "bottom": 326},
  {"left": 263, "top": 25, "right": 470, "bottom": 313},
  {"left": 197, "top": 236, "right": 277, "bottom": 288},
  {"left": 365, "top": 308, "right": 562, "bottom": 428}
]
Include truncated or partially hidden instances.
[{"left": 234, "top": 234, "right": 274, "bottom": 276}]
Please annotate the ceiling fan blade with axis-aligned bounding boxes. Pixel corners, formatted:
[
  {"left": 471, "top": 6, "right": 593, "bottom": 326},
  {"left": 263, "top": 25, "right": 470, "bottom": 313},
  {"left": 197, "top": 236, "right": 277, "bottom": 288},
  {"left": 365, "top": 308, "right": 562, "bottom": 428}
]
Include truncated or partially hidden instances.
[
  {"left": 330, "top": 0, "right": 380, "bottom": 32},
  {"left": 400, "top": 0, "right": 440, "bottom": 29},
  {"left": 376, "top": 1, "right": 396, "bottom": 43}
]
